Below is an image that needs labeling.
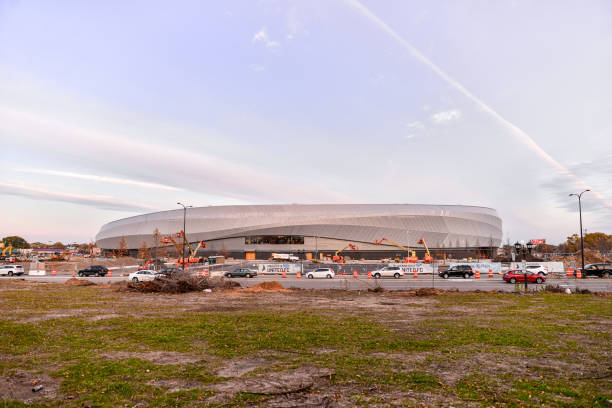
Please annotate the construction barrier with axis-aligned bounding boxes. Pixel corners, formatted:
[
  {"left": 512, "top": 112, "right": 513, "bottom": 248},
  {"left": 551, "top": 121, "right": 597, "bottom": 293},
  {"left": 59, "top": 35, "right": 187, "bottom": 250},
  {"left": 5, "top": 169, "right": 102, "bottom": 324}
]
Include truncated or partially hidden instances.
[
  {"left": 52, "top": 268, "right": 56, "bottom": 276},
  {"left": 475, "top": 270, "right": 480, "bottom": 279},
  {"left": 108, "top": 269, "right": 112, "bottom": 278},
  {"left": 353, "top": 270, "right": 358, "bottom": 278},
  {"left": 204, "top": 269, "right": 209, "bottom": 277},
  {"left": 566, "top": 268, "right": 574, "bottom": 277},
  {"left": 367, "top": 271, "right": 372, "bottom": 279},
  {"left": 296, "top": 270, "right": 301, "bottom": 279},
  {"left": 413, "top": 269, "right": 418, "bottom": 279},
  {"left": 198, "top": 270, "right": 202, "bottom": 277},
  {"left": 576, "top": 269, "right": 582, "bottom": 279},
  {"left": 282, "top": 269, "right": 287, "bottom": 278},
  {"left": 488, "top": 269, "right": 493, "bottom": 278}
]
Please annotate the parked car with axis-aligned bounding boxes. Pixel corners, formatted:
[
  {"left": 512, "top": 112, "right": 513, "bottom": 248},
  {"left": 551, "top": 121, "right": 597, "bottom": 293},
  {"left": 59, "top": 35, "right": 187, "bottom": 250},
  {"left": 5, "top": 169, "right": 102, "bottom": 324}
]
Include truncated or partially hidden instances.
[
  {"left": 77, "top": 265, "right": 109, "bottom": 277},
  {"left": 372, "top": 266, "right": 404, "bottom": 279},
  {"left": 128, "top": 269, "right": 160, "bottom": 283},
  {"left": 574, "top": 264, "right": 612, "bottom": 278},
  {"left": 503, "top": 270, "right": 545, "bottom": 284},
  {"left": 525, "top": 264, "right": 548, "bottom": 275},
  {"left": 306, "top": 268, "right": 335, "bottom": 279},
  {"left": 0, "top": 265, "right": 24, "bottom": 276},
  {"left": 224, "top": 268, "right": 258, "bottom": 278},
  {"left": 439, "top": 265, "right": 474, "bottom": 279}
]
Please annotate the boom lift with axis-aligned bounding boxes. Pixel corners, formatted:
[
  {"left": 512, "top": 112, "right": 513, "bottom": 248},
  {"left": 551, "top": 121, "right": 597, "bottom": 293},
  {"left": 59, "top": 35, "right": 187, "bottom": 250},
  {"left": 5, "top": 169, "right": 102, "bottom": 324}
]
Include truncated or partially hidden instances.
[
  {"left": 417, "top": 238, "right": 433, "bottom": 263},
  {"left": 2, "top": 245, "right": 13, "bottom": 257},
  {"left": 373, "top": 238, "right": 418, "bottom": 263},
  {"left": 332, "top": 243, "right": 358, "bottom": 263}
]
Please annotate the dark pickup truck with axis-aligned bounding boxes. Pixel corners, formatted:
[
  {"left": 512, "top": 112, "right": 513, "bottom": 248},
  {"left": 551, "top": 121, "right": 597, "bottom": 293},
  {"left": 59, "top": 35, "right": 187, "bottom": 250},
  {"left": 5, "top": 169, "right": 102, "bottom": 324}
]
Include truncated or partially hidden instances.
[{"left": 575, "top": 264, "right": 612, "bottom": 278}]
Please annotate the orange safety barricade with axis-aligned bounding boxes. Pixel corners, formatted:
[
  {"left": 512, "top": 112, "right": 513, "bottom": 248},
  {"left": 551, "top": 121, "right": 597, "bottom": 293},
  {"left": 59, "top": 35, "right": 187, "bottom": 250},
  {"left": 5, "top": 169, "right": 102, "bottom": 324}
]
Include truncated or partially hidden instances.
[
  {"left": 475, "top": 270, "right": 480, "bottom": 279},
  {"left": 282, "top": 269, "right": 287, "bottom": 278},
  {"left": 353, "top": 270, "right": 358, "bottom": 278},
  {"left": 488, "top": 269, "right": 493, "bottom": 278},
  {"left": 367, "top": 271, "right": 372, "bottom": 279}
]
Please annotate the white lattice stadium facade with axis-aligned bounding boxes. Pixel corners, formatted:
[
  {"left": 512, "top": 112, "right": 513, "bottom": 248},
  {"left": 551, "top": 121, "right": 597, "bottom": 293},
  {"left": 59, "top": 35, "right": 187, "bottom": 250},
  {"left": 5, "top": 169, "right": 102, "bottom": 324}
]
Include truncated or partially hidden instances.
[{"left": 95, "top": 204, "right": 502, "bottom": 259}]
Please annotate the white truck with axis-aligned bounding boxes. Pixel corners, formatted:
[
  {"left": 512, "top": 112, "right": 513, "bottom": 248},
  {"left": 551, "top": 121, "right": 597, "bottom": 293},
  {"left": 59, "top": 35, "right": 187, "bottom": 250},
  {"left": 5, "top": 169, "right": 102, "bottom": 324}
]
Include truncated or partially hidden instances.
[{"left": 271, "top": 253, "right": 299, "bottom": 262}]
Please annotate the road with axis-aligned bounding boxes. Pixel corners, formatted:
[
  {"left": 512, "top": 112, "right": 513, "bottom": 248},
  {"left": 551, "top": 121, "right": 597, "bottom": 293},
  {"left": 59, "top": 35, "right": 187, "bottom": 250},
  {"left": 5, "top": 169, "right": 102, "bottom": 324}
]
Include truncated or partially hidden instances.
[{"left": 5, "top": 274, "right": 612, "bottom": 292}]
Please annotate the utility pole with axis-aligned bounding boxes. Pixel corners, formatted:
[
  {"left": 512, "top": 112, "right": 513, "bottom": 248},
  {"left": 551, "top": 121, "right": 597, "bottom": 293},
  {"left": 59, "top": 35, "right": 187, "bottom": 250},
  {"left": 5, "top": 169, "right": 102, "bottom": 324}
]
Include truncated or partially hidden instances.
[
  {"left": 569, "top": 190, "right": 590, "bottom": 274},
  {"left": 177, "top": 202, "right": 192, "bottom": 270}
]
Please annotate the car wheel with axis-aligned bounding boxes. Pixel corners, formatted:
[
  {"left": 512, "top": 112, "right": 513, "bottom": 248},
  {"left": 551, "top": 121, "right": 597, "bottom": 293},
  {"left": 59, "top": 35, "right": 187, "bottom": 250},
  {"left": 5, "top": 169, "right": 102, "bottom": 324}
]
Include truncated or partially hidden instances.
[
  {"left": 443, "top": 273, "right": 449, "bottom": 279},
  {"left": 246, "top": 273, "right": 252, "bottom": 278},
  {"left": 78, "top": 272, "right": 83, "bottom": 277},
  {"left": 8, "top": 271, "right": 13, "bottom": 277},
  {"left": 394, "top": 273, "right": 400, "bottom": 279},
  {"left": 510, "top": 277, "right": 516, "bottom": 284},
  {"left": 463, "top": 273, "right": 470, "bottom": 279},
  {"left": 307, "top": 274, "right": 313, "bottom": 279},
  {"left": 226, "top": 273, "right": 232, "bottom": 278},
  {"left": 536, "top": 277, "right": 543, "bottom": 284},
  {"left": 327, "top": 274, "right": 332, "bottom": 279},
  {"left": 374, "top": 273, "right": 381, "bottom": 279},
  {"left": 132, "top": 277, "right": 139, "bottom": 283}
]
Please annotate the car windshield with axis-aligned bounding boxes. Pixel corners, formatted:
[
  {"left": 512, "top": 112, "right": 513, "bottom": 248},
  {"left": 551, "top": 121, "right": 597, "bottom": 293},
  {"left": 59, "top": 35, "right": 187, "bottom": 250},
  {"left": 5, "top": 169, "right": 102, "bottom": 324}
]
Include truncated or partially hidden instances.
[{"left": 315, "top": 268, "right": 328, "bottom": 272}]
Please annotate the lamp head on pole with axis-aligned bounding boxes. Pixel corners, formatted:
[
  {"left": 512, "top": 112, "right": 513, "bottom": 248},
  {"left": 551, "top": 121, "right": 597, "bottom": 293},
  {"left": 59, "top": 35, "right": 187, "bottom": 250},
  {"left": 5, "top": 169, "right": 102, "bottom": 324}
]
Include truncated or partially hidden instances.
[{"left": 514, "top": 241, "right": 521, "bottom": 252}]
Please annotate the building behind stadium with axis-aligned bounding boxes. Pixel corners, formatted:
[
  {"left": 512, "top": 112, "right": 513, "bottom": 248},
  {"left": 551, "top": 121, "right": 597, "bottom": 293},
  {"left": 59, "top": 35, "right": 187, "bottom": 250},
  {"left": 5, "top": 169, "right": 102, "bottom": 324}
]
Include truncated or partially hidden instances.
[{"left": 95, "top": 204, "right": 503, "bottom": 260}]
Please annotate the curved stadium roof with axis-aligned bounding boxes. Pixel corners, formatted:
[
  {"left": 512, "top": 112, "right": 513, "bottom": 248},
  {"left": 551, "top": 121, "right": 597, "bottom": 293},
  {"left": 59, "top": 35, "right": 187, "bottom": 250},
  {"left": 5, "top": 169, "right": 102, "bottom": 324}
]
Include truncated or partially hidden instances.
[{"left": 95, "top": 204, "right": 502, "bottom": 250}]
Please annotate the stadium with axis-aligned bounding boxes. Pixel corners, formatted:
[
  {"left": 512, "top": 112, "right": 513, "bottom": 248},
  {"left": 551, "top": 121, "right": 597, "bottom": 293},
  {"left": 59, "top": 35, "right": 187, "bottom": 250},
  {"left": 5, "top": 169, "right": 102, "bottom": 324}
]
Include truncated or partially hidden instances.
[{"left": 95, "top": 204, "right": 503, "bottom": 260}]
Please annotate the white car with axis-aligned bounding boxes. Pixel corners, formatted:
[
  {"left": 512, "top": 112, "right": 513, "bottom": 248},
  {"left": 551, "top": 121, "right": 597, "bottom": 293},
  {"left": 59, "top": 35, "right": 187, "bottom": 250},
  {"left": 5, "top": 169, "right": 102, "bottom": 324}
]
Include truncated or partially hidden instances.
[
  {"left": 372, "top": 266, "right": 404, "bottom": 279},
  {"left": 128, "top": 269, "right": 160, "bottom": 283},
  {"left": 306, "top": 268, "right": 335, "bottom": 279},
  {"left": 0, "top": 265, "right": 24, "bottom": 276},
  {"left": 525, "top": 265, "right": 548, "bottom": 275}
]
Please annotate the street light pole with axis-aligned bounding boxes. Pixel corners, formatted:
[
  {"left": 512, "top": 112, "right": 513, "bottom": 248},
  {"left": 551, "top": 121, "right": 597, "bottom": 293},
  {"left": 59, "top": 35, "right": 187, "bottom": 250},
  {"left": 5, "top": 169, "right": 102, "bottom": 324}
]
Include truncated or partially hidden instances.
[
  {"left": 177, "top": 202, "right": 192, "bottom": 271},
  {"left": 569, "top": 190, "right": 590, "bottom": 274}
]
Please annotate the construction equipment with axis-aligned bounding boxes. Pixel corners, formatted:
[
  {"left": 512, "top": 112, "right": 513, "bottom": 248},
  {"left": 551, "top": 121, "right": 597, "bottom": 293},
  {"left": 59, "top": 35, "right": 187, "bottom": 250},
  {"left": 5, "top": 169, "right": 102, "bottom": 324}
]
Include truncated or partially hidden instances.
[
  {"left": 417, "top": 238, "right": 433, "bottom": 263},
  {"left": 332, "top": 243, "right": 358, "bottom": 263},
  {"left": 1, "top": 245, "right": 13, "bottom": 257},
  {"left": 373, "top": 238, "right": 417, "bottom": 263}
]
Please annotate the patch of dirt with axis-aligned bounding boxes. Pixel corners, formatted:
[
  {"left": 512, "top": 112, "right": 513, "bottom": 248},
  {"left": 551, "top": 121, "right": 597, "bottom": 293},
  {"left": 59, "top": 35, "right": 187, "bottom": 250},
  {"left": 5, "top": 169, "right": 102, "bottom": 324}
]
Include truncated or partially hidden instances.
[
  {"left": 210, "top": 366, "right": 334, "bottom": 395},
  {"left": 414, "top": 288, "right": 443, "bottom": 296},
  {"left": 243, "top": 281, "right": 288, "bottom": 292},
  {"left": 216, "top": 358, "right": 273, "bottom": 377},
  {"left": 0, "top": 371, "right": 60, "bottom": 402},
  {"left": 266, "top": 394, "right": 335, "bottom": 407},
  {"left": 147, "top": 378, "right": 202, "bottom": 392},
  {"left": 99, "top": 351, "right": 206, "bottom": 365},
  {"left": 64, "top": 278, "right": 96, "bottom": 286},
  {"left": 86, "top": 313, "right": 121, "bottom": 321},
  {"left": 20, "top": 312, "right": 82, "bottom": 323}
]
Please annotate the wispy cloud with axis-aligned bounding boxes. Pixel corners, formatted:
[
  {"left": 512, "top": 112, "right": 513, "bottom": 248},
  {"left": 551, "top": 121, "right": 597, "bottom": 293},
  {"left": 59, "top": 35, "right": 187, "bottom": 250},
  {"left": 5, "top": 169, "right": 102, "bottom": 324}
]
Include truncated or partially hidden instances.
[
  {"left": 344, "top": 0, "right": 612, "bottom": 211},
  {"left": 0, "top": 107, "right": 348, "bottom": 203},
  {"left": 0, "top": 182, "right": 156, "bottom": 212},
  {"left": 430, "top": 109, "right": 461, "bottom": 124},
  {"left": 405, "top": 121, "right": 425, "bottom": 130},
  {"left": 15, "top": 168, "right": 182, "bottom": 191},
  {"left": 252, "top": 27, "right": 280, "bottom": 49},
  {"left": 249, "top": 63, "right": 265, "bottom": 72}
]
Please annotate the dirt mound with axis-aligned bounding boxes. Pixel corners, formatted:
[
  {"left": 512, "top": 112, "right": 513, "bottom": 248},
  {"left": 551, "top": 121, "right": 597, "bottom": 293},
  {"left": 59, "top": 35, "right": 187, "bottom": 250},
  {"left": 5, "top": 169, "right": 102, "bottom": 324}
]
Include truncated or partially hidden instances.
[
  {"left": 0, "top": 371, "right": 59, "bottom": 402},
  {"left": 244, "top": 281, "right": 287, "bottom": 292},
  {"left": 414, "top": 288, "right": 443, "bottom": 296},
  {"left": 64, "top": 278, "right": 95, "bottom": 286}
]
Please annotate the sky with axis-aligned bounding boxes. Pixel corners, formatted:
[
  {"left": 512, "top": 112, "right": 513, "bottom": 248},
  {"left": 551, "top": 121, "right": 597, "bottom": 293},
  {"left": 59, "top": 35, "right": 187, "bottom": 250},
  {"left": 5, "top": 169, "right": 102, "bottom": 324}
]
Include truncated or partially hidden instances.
[{"left": 1, "top": 0, "right": 611, "bottom": 245}]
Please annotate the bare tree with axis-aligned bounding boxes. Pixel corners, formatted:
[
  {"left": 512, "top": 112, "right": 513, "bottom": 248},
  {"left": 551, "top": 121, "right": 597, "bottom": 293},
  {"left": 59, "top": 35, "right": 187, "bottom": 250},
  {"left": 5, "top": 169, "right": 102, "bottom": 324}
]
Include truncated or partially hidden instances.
[
  {"left": 118, "top": 236, "right": 128, "bottom": 257},
  {"left": 138, "top": 241, "right": 150, "bottom": 260}
]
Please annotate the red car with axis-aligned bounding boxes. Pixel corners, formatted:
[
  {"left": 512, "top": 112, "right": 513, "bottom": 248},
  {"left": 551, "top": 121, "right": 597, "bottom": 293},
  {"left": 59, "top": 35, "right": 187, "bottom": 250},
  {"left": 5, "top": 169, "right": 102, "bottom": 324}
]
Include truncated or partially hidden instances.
[{"left": 503, "top": 270, "right": 545, "bottom": 284}]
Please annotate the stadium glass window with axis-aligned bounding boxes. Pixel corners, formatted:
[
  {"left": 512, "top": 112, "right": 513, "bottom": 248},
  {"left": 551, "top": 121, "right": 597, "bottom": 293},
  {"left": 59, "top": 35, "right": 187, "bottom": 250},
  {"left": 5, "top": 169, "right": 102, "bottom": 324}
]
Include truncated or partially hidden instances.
[{"left": 244, "top": 235, "right": 304, "bottom": 245}]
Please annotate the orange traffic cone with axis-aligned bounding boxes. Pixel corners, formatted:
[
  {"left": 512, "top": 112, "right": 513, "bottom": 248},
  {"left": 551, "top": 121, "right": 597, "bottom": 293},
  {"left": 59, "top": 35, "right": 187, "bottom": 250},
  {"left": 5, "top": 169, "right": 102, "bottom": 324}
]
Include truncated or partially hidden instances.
[
  {"left": 475, "top": 270, "right": 480, "bottom": 279},
  {"left": 108, "top": 269, "right": 112, "bottom": 278},
  {"left": 52, "top": 268, "right": 56, "bottom": 276},
  {"left": 353, "top": 270, "right": 358, "bottom": 279},
  {"left": 576, "top": 269, "right": 582, "bottom": 279},
  {"left": 282, "top": 269, "right": 287, "bottom": 278},
  {"left": 488, "top": 269, "right": 493, "bottom": 278},
  {"left": 413, "top": 269, "right": 418, "bottom": 279},
  {"left": 343, "top": 270, "right": 346, "bottom": 276},
  {"left": 367, "top": 271, "right": 372, "bottom": 279},
  {"left": 297, "top": 269, "right": 301, "bottom": 279}
]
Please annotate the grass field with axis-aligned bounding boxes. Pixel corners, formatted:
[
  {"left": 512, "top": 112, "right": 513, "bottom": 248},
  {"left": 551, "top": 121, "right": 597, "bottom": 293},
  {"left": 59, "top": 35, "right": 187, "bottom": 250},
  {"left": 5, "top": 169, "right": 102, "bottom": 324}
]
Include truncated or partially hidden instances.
[{"left": 0, "top": 279, "right": 610, "bottom": 407}]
